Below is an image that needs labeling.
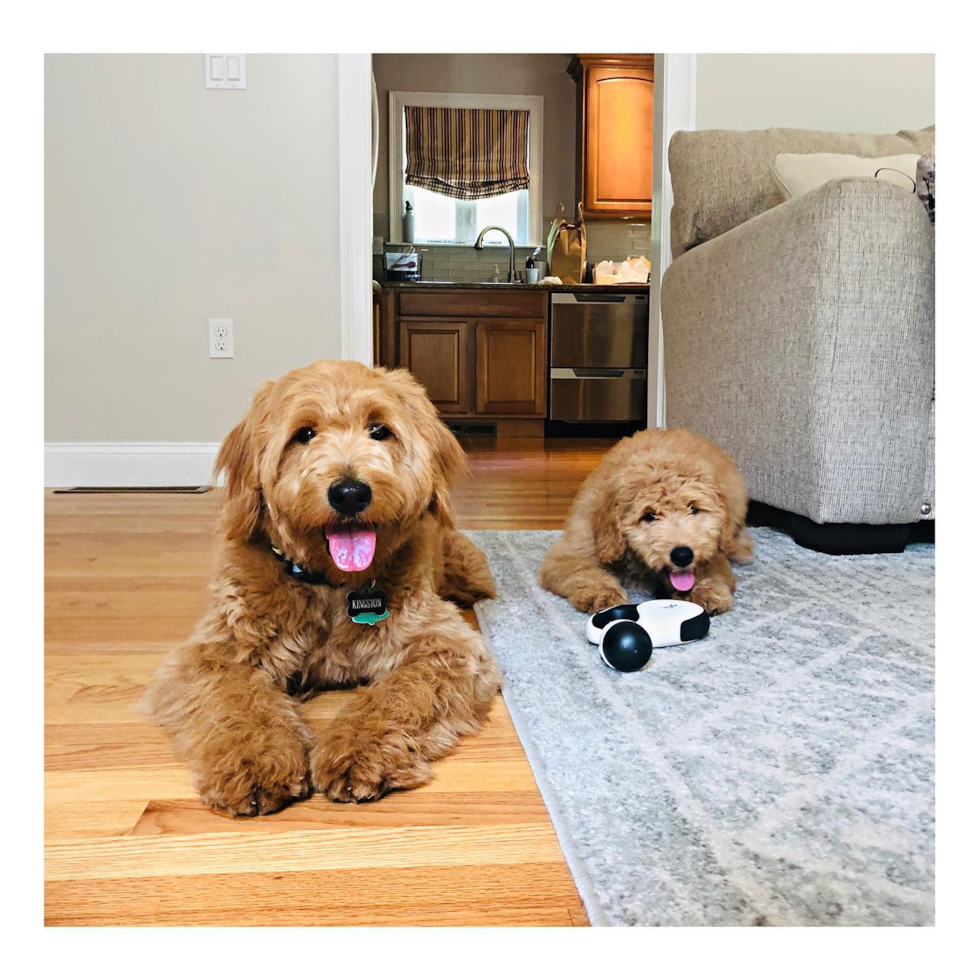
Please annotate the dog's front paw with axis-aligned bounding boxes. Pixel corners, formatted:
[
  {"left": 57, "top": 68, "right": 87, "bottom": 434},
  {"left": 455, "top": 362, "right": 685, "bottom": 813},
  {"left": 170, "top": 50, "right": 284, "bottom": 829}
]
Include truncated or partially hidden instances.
[
  {"left": 196, "top": 738, "right": 311, "bottom": 817},
  {"left": 570, "top": 586, "right": 629, "bottom": 615},
  {"left": 689, "top": 583, "right": 734, "bottom": 616},
  {"left": 311, "top": 722, "right": 431, "bottom": 803}
]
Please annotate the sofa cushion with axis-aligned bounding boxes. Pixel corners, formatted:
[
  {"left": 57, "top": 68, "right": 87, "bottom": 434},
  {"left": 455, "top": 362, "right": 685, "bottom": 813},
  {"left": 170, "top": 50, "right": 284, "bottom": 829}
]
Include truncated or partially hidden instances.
[
  {"left": 772, "top": 152, "right": 920, "bottom": 200},
  {"left": 669, "top": 126, "right": 935, "bottom": 255}
]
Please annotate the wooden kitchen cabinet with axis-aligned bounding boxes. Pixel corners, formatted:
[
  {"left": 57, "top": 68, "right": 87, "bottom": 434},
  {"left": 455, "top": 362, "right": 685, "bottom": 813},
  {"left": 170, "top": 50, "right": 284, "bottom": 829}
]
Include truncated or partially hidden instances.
[
  {"left": 475, "top": 319, "right": 547, "bottom": 416},
  {"left": 388, "top": 288, "right": 548, "bottom": 420},
  {"left": 568, "top": 55, "right": 655, "bottom": 218},
  {"left": 398, "top": 320, "right": 473, "bottom": 415}
]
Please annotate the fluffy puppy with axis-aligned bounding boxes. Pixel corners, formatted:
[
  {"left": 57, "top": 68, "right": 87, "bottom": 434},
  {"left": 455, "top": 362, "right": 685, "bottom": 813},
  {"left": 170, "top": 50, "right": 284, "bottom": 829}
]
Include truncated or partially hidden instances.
[
  {"left": 146, "top": 360, "right": 499, "bottom": 815},
  {"left": 540, "top": 428, "right": 752, "bottom": 615}
]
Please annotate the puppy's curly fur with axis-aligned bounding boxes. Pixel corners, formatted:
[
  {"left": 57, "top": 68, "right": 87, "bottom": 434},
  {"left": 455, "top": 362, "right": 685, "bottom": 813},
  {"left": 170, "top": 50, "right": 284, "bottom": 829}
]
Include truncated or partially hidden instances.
[
  {"left": 145, "top": 360, "right": 500, "bottom": 815},
  {"left": 540, "top": 428, "right": 752, "bottom": 615}
]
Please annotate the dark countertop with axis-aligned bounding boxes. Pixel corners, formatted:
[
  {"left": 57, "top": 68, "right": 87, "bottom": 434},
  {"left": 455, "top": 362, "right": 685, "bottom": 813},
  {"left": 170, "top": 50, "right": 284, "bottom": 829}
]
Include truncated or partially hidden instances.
[{"left": 382, "top": 280, "right": 650, "bottom": 293}]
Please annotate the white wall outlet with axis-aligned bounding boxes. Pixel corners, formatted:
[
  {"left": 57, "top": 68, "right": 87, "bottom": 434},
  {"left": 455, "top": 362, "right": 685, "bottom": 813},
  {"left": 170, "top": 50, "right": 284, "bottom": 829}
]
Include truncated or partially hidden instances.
[
  {"left": 205, "top": 54, "right": 247, "bottom": 90},
  {"left": 208, "top": 318, "right": 234, "bottom": 358}
]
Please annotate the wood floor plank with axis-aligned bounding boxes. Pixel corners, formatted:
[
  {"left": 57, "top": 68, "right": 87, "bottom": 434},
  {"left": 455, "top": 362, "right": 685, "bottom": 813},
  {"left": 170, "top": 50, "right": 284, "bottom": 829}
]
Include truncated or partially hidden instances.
[
  {"left": 45, "top": 824, "right": 565, "bottom": 882},
  {"left": 45, "top": 865, "right": 580, "bottom": 926},
  {"left": 45, "top": 800, "right": 151, "bottom": 841},
  {"left": 46, "top": 767, "right": 199, "bottom": 805},
  {"left": 44, "top": 436, "right": 615, "bottom": 926},
  {"left": 127, "top": 791, "right": 550, "bottom": 837}
]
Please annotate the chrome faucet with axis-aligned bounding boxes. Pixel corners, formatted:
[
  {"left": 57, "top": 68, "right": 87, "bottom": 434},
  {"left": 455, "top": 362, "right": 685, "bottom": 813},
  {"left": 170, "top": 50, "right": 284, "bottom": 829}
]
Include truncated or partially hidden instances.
[{"left": 474, "top": 226, "right": 516, "bottom": 283}]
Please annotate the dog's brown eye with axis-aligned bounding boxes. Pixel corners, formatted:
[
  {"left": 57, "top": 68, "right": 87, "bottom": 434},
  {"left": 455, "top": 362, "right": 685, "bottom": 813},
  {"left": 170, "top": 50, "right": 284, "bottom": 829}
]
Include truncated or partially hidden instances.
[
  {"left": 689, "top": 505, "right": 699, "bottom": 515},
  {"left": 368, "top": 423, "right": 392, "bottom": 441},
  {"left": 641, "top": 511, "right": 657, "bottom": 523},
  {"left": 293, "top": 427, "right": 316, "bottom": 445}
]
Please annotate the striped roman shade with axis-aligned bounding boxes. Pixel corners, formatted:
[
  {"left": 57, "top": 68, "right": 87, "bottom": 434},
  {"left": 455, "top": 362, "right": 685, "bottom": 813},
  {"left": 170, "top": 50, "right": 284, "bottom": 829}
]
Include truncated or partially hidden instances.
[{"left": 404, "top": 106, "right": 530, "bottom": 200}]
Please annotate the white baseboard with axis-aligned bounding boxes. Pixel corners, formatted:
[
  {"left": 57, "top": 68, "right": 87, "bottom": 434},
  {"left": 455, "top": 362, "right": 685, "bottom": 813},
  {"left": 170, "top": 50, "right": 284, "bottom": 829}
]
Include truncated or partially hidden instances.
[{"left": 45, "top": 442, "right": 221, "bottom": 488}]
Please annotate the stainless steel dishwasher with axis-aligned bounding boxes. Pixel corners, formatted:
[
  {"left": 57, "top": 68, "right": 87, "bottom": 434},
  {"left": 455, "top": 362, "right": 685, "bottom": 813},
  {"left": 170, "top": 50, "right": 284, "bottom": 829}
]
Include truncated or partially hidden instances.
[{"left": 549, "top": 291, "right": 649, "bottom": 421}]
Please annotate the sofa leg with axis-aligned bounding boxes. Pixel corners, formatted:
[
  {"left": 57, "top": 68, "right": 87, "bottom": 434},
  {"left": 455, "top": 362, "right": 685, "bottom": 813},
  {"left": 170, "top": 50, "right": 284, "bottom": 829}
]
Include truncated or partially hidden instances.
[{"left": 788, "top": 515, "right": 913, "bottom": 555}]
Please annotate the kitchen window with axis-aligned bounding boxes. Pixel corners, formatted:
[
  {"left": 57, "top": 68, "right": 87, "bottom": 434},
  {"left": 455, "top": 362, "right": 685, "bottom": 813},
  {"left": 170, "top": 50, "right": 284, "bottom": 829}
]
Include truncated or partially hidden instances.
[{"left": 388, "top": 91, "right": 544, "bottom": 247}]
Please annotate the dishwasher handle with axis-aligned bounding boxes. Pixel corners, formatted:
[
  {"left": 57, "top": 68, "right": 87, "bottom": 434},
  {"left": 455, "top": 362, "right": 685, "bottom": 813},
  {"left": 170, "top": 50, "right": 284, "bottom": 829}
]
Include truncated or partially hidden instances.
[
  {"left": 551, "top": 368, "right": 647, "bottom": 380},
  {"left": 551, "top": 292, "right": 647, "bottom": 305}
]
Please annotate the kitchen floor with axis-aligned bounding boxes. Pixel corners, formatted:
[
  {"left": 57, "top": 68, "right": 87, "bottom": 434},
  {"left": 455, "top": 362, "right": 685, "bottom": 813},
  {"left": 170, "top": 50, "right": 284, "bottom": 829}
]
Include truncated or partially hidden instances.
[{"left": 44, "top": 436, "right": 616, "bottom": 926}]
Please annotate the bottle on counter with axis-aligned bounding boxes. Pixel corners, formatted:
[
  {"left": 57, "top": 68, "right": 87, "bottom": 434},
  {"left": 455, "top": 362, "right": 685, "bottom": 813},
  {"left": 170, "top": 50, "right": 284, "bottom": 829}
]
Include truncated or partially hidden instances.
[{"left": 402, "top": 201, "right": 415, "bottom": 244}]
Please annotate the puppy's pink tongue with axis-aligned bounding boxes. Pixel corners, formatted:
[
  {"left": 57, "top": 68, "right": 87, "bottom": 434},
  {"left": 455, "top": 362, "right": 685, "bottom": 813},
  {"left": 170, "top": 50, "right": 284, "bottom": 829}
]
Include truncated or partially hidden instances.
[
  {"left": 669, "top": 570, "right": 696, "bottom": 592},
  {"left": 326, "top": 528, "right": 376, "bottom": 572}
]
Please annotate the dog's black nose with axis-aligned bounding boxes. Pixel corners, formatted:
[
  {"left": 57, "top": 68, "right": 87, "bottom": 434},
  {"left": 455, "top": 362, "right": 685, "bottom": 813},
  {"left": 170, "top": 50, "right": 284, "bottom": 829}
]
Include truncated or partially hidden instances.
[
  {"left": 670, "top": 546, "right": 694, "bottom": 568},
  {"left": 327, "top": 478, "right": 372, "bottom": 515}
]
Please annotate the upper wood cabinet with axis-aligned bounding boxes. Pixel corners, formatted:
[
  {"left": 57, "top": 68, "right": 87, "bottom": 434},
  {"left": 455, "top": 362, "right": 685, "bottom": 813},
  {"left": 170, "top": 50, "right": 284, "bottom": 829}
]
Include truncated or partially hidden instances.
[{"left": 568, "top": 55, "right": 655, "bottom": 219}]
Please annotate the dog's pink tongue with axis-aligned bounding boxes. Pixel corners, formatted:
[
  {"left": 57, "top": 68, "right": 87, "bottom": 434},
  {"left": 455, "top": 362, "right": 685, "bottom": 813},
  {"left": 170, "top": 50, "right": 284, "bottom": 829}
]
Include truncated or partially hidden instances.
[
  {"left": 326, "top": 528, "right": 376, "bottom": 572},
  {"left": 669, "top": 570, "right": 696, "bottom": 592}
]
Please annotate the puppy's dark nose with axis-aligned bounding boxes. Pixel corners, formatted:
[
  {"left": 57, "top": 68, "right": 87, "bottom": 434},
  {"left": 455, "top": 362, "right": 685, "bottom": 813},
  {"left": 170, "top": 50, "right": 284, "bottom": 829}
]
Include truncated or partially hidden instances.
[
  {"left": 327, "top": 478, "right": 372, "bottom": 515},
  {"left": 670, "top": 546, "right": 694, "bottom": 568}
]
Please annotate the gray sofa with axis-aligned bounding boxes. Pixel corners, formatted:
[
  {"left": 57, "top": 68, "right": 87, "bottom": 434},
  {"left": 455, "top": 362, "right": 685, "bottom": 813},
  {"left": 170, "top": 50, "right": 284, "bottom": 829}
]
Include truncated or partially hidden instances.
[{"left": 661, "top": 126, "right": 935, "bottom": 552}]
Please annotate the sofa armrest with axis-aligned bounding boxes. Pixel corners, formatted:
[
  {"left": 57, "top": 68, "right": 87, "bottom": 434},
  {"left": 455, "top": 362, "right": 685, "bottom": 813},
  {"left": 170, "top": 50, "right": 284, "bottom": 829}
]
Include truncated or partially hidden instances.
[{"left": 661, "top": 178, "right": 934, "bottom": 524}]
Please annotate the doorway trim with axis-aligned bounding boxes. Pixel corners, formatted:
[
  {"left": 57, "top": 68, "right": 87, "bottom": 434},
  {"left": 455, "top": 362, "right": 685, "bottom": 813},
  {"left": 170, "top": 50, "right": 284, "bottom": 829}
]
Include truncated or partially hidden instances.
[
  {"left": 338, "top": 54, "right": 375, "bottom": 366},
  {"left": 649, "top": 54, "right": 697, "bottom": 428},
  {"left": 338, "top": 55, "right": 698, "bottom": 386}
]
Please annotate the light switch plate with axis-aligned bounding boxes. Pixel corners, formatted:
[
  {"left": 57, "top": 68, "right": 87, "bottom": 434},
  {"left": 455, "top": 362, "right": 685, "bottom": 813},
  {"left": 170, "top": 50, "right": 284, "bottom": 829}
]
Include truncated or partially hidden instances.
[{"left": 205, "top": 54, "right": 246, "bottom": 90}]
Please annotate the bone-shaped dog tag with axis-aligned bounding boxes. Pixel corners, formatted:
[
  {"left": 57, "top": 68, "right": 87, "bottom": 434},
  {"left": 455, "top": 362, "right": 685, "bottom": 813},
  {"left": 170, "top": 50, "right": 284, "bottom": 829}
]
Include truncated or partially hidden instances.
[{"left": 346, "top": 585, "right": 389, "bottom": 626}]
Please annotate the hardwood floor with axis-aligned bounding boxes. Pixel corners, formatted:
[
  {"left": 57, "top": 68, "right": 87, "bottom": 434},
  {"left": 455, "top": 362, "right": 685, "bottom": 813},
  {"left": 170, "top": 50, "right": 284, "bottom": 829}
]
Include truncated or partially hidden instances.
[{"left": 44, "top": 437, "right": 615, "bottom": 926}]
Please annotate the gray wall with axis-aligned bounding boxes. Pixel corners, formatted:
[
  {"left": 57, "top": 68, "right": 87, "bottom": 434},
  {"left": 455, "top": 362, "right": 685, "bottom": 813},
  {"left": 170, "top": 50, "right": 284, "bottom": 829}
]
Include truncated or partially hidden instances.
[
  {"left": 45, "top": 54, "right": 343, "bottom": 443},
  {"left": 696, "top": 54, "right": 935, "bottom": 132}
]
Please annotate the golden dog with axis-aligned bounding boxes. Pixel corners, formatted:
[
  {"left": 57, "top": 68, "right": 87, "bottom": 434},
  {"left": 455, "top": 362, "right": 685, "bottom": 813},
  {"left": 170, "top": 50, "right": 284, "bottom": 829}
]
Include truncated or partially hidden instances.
[
  {"left": 540, "top": 428, "right": 752, "bottom": 615},
  {"left": 146, "top": 360, "right": 500, "bottom": 815}
]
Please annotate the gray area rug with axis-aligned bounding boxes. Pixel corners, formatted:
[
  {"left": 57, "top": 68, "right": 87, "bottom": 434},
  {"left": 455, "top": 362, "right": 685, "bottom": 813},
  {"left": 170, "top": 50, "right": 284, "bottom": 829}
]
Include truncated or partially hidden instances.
[{"left": 470, "top": 528, "right": 935, "bottom": 927}]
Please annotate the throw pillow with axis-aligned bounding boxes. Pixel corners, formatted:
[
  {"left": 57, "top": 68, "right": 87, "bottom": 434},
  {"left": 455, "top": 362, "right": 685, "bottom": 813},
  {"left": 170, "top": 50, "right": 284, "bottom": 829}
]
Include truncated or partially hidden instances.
[{"left": 771, "top": 152, "right": 921, "bottom": 200}]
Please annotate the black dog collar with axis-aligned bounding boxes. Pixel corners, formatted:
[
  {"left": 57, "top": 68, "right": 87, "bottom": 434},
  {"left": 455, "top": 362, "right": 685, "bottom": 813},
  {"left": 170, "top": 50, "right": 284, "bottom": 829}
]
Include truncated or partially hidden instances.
[
  {"left": 270, "top": 543, "right": 330, "bottom": 585},
  {"left": 270, "top": 543, "right": 390, "bottom": 626}
]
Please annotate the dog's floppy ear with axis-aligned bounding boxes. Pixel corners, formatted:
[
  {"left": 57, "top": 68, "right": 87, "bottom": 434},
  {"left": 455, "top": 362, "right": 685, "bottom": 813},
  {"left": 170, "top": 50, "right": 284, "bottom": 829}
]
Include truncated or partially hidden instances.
[
  {"left": 214, "top": 382, "right": 271, "bottom": 542},
  {"left": 718, "top": 508, "right": 738, "bottom": 555},
  {"left": 382, "top": 366, "right": 468, "bottom": 528},
  {"left": 718, "top": 497, "right": 753, "bottom": 561},
  {"left": 215, "top": 419, "right": 261, "bottom": 541},
  {"left": 592, "top": 498, "right": 625, "bottom": 565},
  {"left": 704, "top": 474, "right": 746, "bottom": 558},
  {"left": 428, "top": 420, "right": 468, "bottom": 528}
]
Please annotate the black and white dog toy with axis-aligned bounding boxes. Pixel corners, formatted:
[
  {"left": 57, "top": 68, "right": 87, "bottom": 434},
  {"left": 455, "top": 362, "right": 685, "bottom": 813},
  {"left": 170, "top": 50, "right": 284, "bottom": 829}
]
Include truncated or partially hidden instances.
[{"left": 586, "top": 600, "right": 711, "bottom": 672}]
